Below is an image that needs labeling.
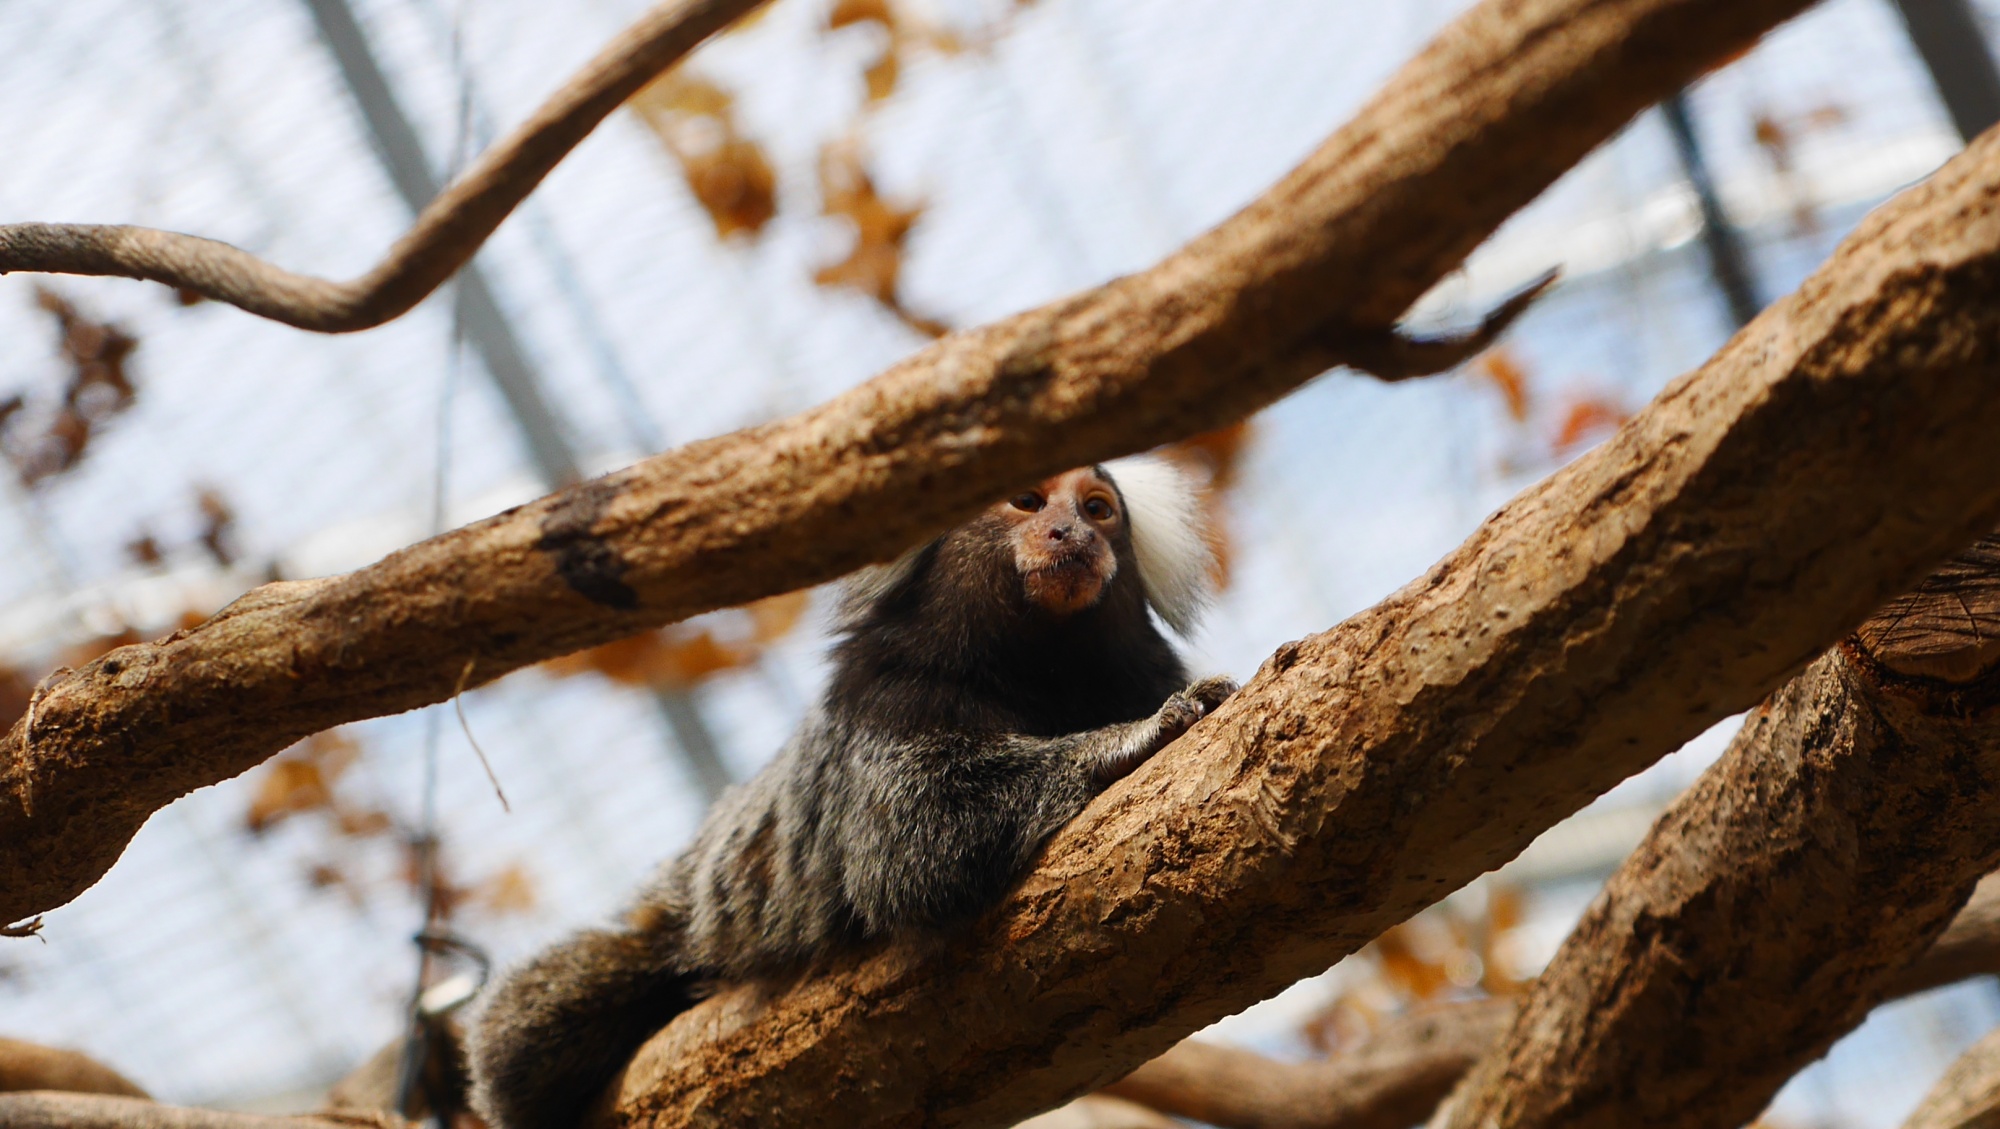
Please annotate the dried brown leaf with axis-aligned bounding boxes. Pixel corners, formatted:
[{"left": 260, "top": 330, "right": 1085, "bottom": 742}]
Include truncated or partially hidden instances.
[
  {"left": 747, "top": 590, "right": 809, "bottom": 643},
  {"left": 472, "top": 863, "right": 538, "bottom": 917},
  {"left": 196, "top": 487, "right": 238, "bottom": 568},
  {"left": 815, "top": 140, "right": 947, "bottom": 336},
  {"left": 631, "top": 73, "right": 778, "bottom": 239},
  {"left": 5, "top": 288, "right": 140, "bottom": 485},
  {"left": 0, "top": 665, "right": 32, "bottom": 735}
]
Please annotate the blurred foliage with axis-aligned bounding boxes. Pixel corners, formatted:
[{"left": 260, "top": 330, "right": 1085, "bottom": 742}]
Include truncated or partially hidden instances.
[
  {"left": 544, "top": 589, "right": 809, "bottom": 690},
  {"left": 814, "top": 137, "right": 949, "bottom": 337},
  {"left": 0, "top": 287, "right": 139, "bottom": 487},
  {"left": 1552, "top": 397, "right": 1630, "bottom": 454},
  {"left": 0, "top": 664, "right": 32, "bottom": 735},
  {"left": 1301, "top": 882, "right": 1527, "bottom": 1055},
  {"left": 630, "top": 72, "right": 779, "bottom": 239},
  {"left": 195, "top": 488, "right": 238, "bottom": 568},
  {"left": 1476, "top": 347, "right": 1531, "bottom": 424},
  {"left": 246, "top": 729, "right": 380, "bottom": 836},
  {"left": 1475, "top": 345, "right": 1634, "bottom": 467},
  {"left": 1751, "top": 102, "right": 1849, "bottom": 235},
  {"left": 246, "top": 726, "right": 536, "bottom": 923}
]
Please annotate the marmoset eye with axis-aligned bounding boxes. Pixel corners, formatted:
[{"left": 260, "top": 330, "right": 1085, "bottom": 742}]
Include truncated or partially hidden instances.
[{"left": 1010, "top": 492, "right": 1046, "bottom": 512}]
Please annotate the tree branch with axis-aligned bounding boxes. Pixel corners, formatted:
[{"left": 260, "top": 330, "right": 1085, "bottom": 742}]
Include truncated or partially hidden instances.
[
  {"left": 1892, "top": 871, "right": 2000, "bottom": 997},
  {"left": 0, "top": 0, "right": 764, "bottom": 332},
  {"left": 1099, "top": 727, "right": 2000, "bottom": 1129},
  {"left": 1431, "top": 532, "right": 2000, "bottom": 1129},
  {"left": 0, "top": 0, "right": 1820, "bottom": 925},
  {"left": 593, "top": 114, "right": 2000, "bottom": 1129},
  {"left": 1904, "top": 1026, "right": 2000, "bottom": 1129},
  {"left": 1102, "top": 1000, "right": 1515, "bottom": 1129},
  {"left": 0, "top": 1093, "right": 393, "bottom": 1129},
  {"left": 0, "top": 1038, "right": 149, "bottom": 1099}
]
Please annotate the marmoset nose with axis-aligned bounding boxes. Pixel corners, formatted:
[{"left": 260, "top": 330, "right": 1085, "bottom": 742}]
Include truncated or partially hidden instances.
[{"left": 1046, "top": 524, "right": 1071, "bottom": 542}]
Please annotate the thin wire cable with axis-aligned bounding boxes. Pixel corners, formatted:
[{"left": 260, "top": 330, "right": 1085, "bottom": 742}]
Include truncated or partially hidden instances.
[{"left": 393, "top": 9, "right": 480, "bottom": 1117}]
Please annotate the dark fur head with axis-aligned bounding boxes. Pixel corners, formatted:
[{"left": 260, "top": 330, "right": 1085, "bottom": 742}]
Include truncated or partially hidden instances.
[{"left": 830, "top": 457, "right": 1214, "bottom": 734}]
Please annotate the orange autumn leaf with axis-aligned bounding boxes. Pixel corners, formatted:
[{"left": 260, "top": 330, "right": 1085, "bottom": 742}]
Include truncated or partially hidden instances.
[
  {"left": 829, "top": 0, "right": 892, "bottom": 28},
  {"left": 816, "top": 139, "right": 948, "bottom": 337},
  {"left": 826, "top": 0, "right": 918, "bottom": 99},
  {"left": 544, "top": 593, "right": 809, "bottom": 690},
  {"left": 1372, "top": 927, "right": 1454, "bottom": 1001},
  {"left": 246, "top": 730, "right": 363, "bottom": 834},
  {"left": 654, "top": 630, "right": 749, "bottom": 687},
  {"left": 247, "top": 760, "right": 335, "bottom": 834},
  {"left": 544, "top": 630, "right": 670, "bottom": 686},
  {"left": 0, "top": 664, "right": 31, "bottom": 733},
  {"left": 863, "top": 50, "right": 899, "bottom": 101},
  {"left": 747, "top": 590, "right": 810, "bottom": 643},
  {"left": 1479, "top": 883, "right": 1530, "bottom": 995},
  {"left": 630, "top": 73, "right": 778, "bottom": 239},
  {"left": 1553, "top": 397, "right": 1629, "bottom": 453},
  {"left": 1477, "top": 348, "right": 1532, "bottom": 422},
  {"left": 4, "top": 288, "right": 140, "bottom": 486},
  {"left": 59, "top": 629, "right": 141, "bottom": 670},
  {"left": 334, "top": 808, "right": 394, "bottom": 839},
  {"left": 473, "top": 864, "right": 540, "bottom": 917}
]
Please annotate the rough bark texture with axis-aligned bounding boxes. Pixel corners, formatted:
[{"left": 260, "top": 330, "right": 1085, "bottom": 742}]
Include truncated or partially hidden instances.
[
  {"left": 0, "top": 0, "right": 1819, "bottom": 925},
  {"left": 1892, "top": 872, "right": 2000, "bottom": 996},
  {"left": 0, "top": 0, "right": 764, "bottom": 332},
  {"left": 1013, "top": 1096, "right": 1181, "bottom": 1129},
  {"left": 1105, "top": 1000, "right": 1515, "bottom": 1129},
  {"left": 592, "top": 125, "right": 2000, "bottom": 1128},
  {"left": 1103, "top": 875, "right": 2000, "bottom": 1129},
  {"left": 0, "top": 1039, "right": 148, "bottom": 1098},
  {"left": 1905, "top": 1026, "right": 2000, "bottom": 1129},
  {"left": 1431, "top": 532, "right": 2000, "bottom": 1129},
  {"left": 0, "top": 1094, "right": 388, "bottom": 1129}
]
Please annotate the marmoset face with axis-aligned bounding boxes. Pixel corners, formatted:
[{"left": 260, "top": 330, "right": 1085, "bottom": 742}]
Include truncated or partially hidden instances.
[{"left": 998, "top": 466, "right": 1123, "bottom": 617}]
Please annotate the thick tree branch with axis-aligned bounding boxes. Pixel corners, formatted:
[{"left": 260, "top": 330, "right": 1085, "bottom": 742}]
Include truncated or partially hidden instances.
[
  {"left": 1015, "top": 1095, "right": 1181, "bottom": 1129},
  {"left": 0, "top": 1039, "right": 149, "bottom": 1099},
  {"left": 0, "top": 0, "right": 1819, "bottom": 925},
  {"left": 1893, "top": 872, "right": 2000, "bottom": 996},
  {"left": 0, "top": 1093, "right": 392, "bottom": 1129},
  {"left": 1905, "top": 1026, "right": 2000, "bottom": 1129},
  {"left": 1104, "top": 1000, "right": 1515, "bottom": 1129},
  {"left": 1432, "top": 534, "right": 2000, "bottom": 1129},
  {"left": 0, "top": 0, "right": 764, "bottom": 332},
  {"left": 1107, "top": 874, "right": 2000, "bottom": 1129},
  {"left": 594, "top": 121, "right": 2000, "bottom": 1127}
]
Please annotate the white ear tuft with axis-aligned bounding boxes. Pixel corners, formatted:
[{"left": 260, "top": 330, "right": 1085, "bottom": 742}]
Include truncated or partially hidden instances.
[{"left": 1104, "top": 454, "right": 1216, "bottom": 636}]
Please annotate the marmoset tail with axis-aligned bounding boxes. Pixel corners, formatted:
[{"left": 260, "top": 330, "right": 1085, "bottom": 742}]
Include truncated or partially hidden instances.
[{"left": 468, "top": 456, "right": 1237, "bottom": 1129}]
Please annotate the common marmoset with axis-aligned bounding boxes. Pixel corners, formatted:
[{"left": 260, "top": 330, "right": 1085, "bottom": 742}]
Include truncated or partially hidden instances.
[{"left": 468, "top": 457, "right": 1236, "bottom": 1129}]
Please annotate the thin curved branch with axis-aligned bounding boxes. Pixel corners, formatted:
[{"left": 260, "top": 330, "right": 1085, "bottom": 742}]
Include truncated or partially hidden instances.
[
  {"left": 0, "top": 0, "right": 1816, "bottom": 925},
  {"left": 0, "top": 0, "right": 763, "bottom": 332}
]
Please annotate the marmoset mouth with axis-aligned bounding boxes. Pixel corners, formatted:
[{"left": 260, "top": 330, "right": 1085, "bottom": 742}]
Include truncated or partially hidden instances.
[{"left": 1022, "top": 555, "right": 1109, "bottom": 614}]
